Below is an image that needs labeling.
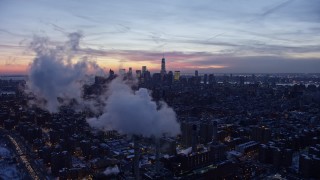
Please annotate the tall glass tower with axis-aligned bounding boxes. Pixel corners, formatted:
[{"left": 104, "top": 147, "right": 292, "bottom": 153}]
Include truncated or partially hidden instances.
[{"left": 160, "top": 56, "right": 166, "bottom": 75}]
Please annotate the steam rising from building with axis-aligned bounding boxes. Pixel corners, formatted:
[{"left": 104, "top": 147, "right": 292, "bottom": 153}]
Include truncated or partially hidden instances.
[
  {"left": 25, "top": 31, "right": 180, "bottom": 138},
  {"left": 87, "top": 78, "right": 180, "bottom": 138},
  {"left": 26, "top": 32, "right": 105, "bottom": 112}
]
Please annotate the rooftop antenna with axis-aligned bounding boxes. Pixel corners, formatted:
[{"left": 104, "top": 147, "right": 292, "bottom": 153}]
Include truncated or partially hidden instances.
[{"left": 162, "top": 47, "right": 165, "bottom": 59}]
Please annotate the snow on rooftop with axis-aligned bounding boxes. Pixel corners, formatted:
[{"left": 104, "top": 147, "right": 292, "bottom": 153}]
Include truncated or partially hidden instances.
[
  {"left": 178, "top": 147, "right": 192, "bottom": 156},
  {"left": 126, "top": 155, "right": 134, "bottom": 159},
  {"left": 0, "top": 147, "right": 11, "bottom": 158},
  {"left": 163, "top": 154, "right": 170, "bottom": 159},
  {"left": 103, "top": 165, "right": 120, "bottom": 176},
  {"left": 0, "top": 144, "right": 23, "bottom": 179}
]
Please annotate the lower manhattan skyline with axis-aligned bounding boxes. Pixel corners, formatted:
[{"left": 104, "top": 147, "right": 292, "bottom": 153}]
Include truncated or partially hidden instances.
[{"left": 1, "top": 0, "right": 320, "bottom": 74}]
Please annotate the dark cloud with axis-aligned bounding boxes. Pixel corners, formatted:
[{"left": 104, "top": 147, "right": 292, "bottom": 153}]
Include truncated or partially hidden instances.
[
  {"left": 78, "top": 47, "right": 320, "bottom": 73},
  {"left": 187, "top": 56, "right": 320, "bottom": 73},
  {"left": 234, "top": 42, "right": 320, "bottom": 56},
  {"left": 79, "top": 48, "right": 213, "bottom": 61}
]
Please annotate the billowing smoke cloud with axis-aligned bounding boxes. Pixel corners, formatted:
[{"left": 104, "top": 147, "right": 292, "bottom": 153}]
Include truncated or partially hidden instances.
[
  {"left": 87, "top": 78, "right": 180, "bottom": 137},
  {"left": 26, "top": 32, "right": 105, "bottom": 112}
]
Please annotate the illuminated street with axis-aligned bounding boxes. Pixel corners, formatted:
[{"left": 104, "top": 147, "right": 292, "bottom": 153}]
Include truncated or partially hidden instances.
[{"left": 7, "top": 135, "right": 40, "bottom": 180}]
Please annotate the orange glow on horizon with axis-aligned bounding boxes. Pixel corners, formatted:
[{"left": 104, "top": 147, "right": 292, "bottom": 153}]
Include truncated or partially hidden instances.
[
  {"left": 0, "top": 65, "right": 28, "bottom": 75},
  {"left": 96, "top": 57, "right": 159, "bottom": 72},
  {"left": 0, "top": 62, "right": 228, "bottom": 75},
  {"left": 0, "top": 54, "right": 229, "bottom": 75},
  {"left": 184, "top": 65, "right": 228, "bottom": 69}
]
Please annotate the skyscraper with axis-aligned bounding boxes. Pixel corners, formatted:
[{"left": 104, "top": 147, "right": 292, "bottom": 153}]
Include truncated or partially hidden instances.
[
  {"left": 203, "top": 74, "right": 208, "bottom": 84},
  {"left": 136, "top": 70, "right": 141, "bottom": 78},
  {"left": 181, "top": 121, "right": 196, "bottom": 147},
  {"left": 200, "top": 120, "right": 213, "bottom": 144},
  {"left": 174, "top": 71, "right": 180, "bottom": 81},
  {"left": 208, "top": 74, "right": 215, "bottom": 84},
  {"left": 119, "top": 69, "right": 126, "bottom": 76},
  {"left": 128, "top": 67, "right": 133, "bottom": 79},
  {"left": 128, "top": 67, "right": 132, "bottom": 75},
  {"left": 142, "top": 66, "right": 147, "bottom": 76},
  {"left": 167, "top": 71, "right": 173, "bottom": 84},
  {"left": 109, "top": 69, "right": 115, "bottom": 78},
  {"left": 160, "top": 56, "right": 166, "bottom": 75}
]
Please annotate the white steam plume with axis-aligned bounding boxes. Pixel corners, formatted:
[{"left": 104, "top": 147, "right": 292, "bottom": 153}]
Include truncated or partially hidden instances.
[
  {"left": 87, "top": 78, "right": 180, "bottom": 137},
  {"left": 26, "top": 32, "right": 105, "bottom": 112}
]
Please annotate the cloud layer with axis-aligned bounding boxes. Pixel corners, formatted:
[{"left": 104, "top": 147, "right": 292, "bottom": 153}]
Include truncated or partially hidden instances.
[{"left": 1, "top": 0, "right": 320, "bottom": 73}]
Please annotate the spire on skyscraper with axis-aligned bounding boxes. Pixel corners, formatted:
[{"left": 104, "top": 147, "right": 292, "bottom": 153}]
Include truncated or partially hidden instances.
[{"left": 160, "top": 55, "right": 166, "bottom": 75}]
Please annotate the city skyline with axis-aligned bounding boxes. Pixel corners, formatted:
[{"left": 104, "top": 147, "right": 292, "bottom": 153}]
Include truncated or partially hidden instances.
[
  {"left": 1, "top": 1, "right": 320, "bottom": 179},
  {"left": 1, "top": 0, "right": 320, "bottom": 74}
]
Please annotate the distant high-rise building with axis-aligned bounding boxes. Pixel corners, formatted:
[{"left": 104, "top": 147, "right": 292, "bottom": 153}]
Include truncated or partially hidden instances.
[
  {"left": 142, "top": 66, "right": 147, "bottom": 75},
  {"left": 167, "top": 71, "right": 173, "bottom": 84},
  {"left": 200, "top": 120, "right": 213, "bottom": 144},
  {"left": 142, "top": 70, "right": 151, "bottom": 83},
  {"left": 174, "top": 71, "right": 180, "bottom": 81},
  {"left": 152, "top": 73, "right": 161, "bottom": 83},
  {"left": 251, "top": 126, "right": 271, "bottom": 143},
  {"left": 128, "top": 67, "right": 132, "bottom": 75},
  {"left": 136, "top": 70, "right": 142, "bottom": 78},
  {"left": 192, "top": 124, "right": 198, "bottom": 151},
  {"left": 213, "top": 121, "right": 218, "bottom": 141},
  {"left": 209, "top": 143, "right": 227, "bottom": 163},
  {"left": 195, "top": 70, "right": 198, "bottom": 77},
  {"left": 181, "top": 121, "right": 197, "bottom": 147},
  {"left": 223, "top": 74, "right": 229, "bottom": 84},
  {"left": 160, "top": 138, "right": 176, "bottom": 155},
  {"left": 203, "top": 74, "right": 208, "bottom": 84},
  {"left": 109, "top": 69, "right": 115, "bottom": 78},
  {"left": 240, "top": 76, "right": 245, "bottom": 86},
  {"left": 208, "top": 74, "right": 215, "bottom": 84},
  {"left": 160, "top": 56, "right": 166, "bottom": 75},
  {"left": 119, "top": 69, "right": 126, "bottom": 76},
  {"left": 128, "top": 67, "right": 133, "bottom": 79},
  {"left": 252, "top": 74, "right": 256, "bottom": 83}
]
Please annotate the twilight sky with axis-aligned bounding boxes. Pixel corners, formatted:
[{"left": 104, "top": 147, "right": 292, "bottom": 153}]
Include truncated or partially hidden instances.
[{"left": 1, "top": 0, "right": 320, "bottom": 74}]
